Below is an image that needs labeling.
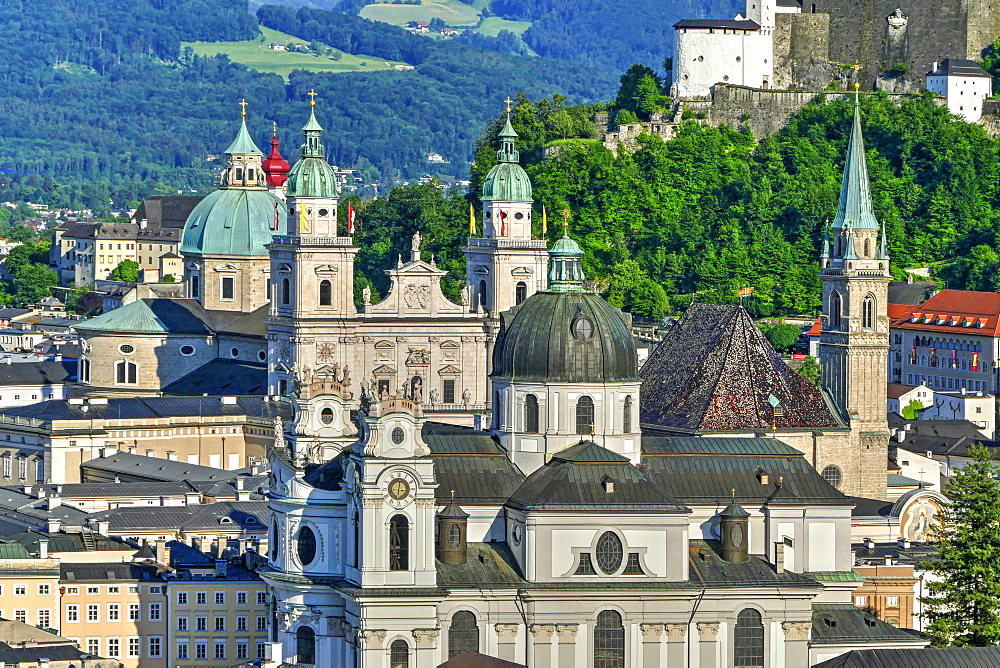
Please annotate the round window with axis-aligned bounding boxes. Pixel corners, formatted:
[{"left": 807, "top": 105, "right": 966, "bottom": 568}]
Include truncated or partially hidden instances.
[
  {"left": 230, "top": 347, "right": 239, "bottom": 358},
  {"left": 391, "top": 426, "right": 406, "bottom": 444},
  {"left": 320, "top": 408, "right": 334, "bottom": 424},
  {"left": 572, "top": 317, "right": 594, "bottom": 341},
  {"left": 288, "top": 206, "right": 295, "bottom": 215},
  {"left": 821, "top": 465, "right": 843, "bottom": 488},
  {"left": 296, "top": 526, "right": 317, "bottom": 566},
  {"left": 258, "top": 351, "right": 267, "bottom": 362},
  {"left": 485, "top": 211, "right": 491, "bottom": 219},
  {"left": 318, "top": 208, "right": 329, "bottom": 216},
  {"left": 698, "top": 55, "right": 704, "bottom": 62},
  {"left": 448, "top": 524, "right": 461, "bottom": 548},
  {"left": 180, "top": 345, "right": 195, "bottom": 356},
  {"left": 511, "top": 524, "right": 522, "bottom": 546},
  {"left": 736, "top": 56, "right": 742, "bottom": 62},
  {"left": 595, "top": 531, "right": 623, "bottom": 574},
  {"left": 514, "top": 212, "right": 524, "bottom": 220},
  {"left": 118, "top": 344, "right": 135, "bottom": 355}
]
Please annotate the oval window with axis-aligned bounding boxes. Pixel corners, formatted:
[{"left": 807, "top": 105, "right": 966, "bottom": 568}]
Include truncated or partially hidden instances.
[
  {"left": 822, "top": 465, "right": 843, "bottom": 488},
  {"left": 572, "top": 317, "right": 594, "bottom": 341},
  {"left": 288, "top": 206, "right": 295, "bottom": 215},
  {"left": 595, "top": 531, "right": 623, "bottom": 574},
  {"left": 318, "top": 208, "right": 329, "bottom": 216},
  {"left": 118, "top": 344, "right": 135, "bottom": 355},
  {"left": 230, "top": 348, "right": 239, "bottom": 358},
  {"left": 180, "top": 345, "right": 195, "bottom": 356},
  {"left": 731, "top": 523, "right": 744, "bottom": 548},
  {"left": 320, "top": 408, "right": 334, "bottom": 424},
  {"left": 391, "top": 427, "right": 406, "bottom": 445},
  {"left": 296, "top": 526, "right": 317, "bottom": 566},
  {"left": 514, "top": 212, "right": 524, "bottom": 220},
  {"left": 258, "top": 351, "right": 267, "bottom": 362}
]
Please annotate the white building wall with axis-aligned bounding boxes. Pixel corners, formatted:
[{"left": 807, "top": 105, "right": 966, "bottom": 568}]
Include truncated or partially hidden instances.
[
  {"left": 674, "top": 29, "right": 773, "bottom": 99},
  {"left": 926, "top": 73, "right": 992, "bottom": 122}
]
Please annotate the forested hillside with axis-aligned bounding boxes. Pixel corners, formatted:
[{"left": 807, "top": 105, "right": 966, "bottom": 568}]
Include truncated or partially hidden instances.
[
  {"left": 0, "top": 0, "right": 616, "bottom": 210},
  {"left": 343, "top": 91, "right": 1000, "bottom": 315}
]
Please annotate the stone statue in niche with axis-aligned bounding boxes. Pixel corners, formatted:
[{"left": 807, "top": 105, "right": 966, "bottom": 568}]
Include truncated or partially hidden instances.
[{"left": 362, "top": 285, "right": 371, "bottom": 305}]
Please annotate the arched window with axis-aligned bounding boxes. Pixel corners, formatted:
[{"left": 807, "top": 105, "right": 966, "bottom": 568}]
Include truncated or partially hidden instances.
[
  {"left": 594, "top": 610, "right": 625, "bottom": 668},
  {"left": 576, "top": 396, "right": 595, "bottom": 435},
  {"left": 479, "top": 280, "right": 489, "bottom": 311},
  {"left": 295, "top": 627, "right": 315, "bottom": 665},
  {"left": 79, "top": 358, "right": 91, "bottom": 384},
  {"left": 863, "top": 238, "right": 870, "bottom": 257},
  {"left": 270, "top": 520, "right": 279, "bottom": 561},
  {"left": 281, "top": 278, "right": 290, "bottom": 305},
  {"left": 389, "top": 639, "right": 409, "bottom": 668},
  {"left": 862, "top": 294, "right": 876, "bottom": 329},
  {"left": 830, "top": 292, "right": 842, "bottom": 328},
  {"left": 352, "top": 511, "right": 360, "bottom": 567},
  {"left": 389, "top": 515, "right": 409, "bottom": 571},
  {"left": 515, "top": 281, "right": 527, "bottom": 305},
  {"left": 623, "top": 395, "right": 633, "bottom": 433},
  {"left": 448, "top": 611, "right": 479, "bottom": 659},
  {"left": 524, "top": 394, "right": 539, "bottom": 433},
  {"left": 319, "top": 280, "right": 332, "bottom": 306},
  {"left": 734, "top": 609, "right": 765, "bottom": 667},
  {"left": 115, "top": 360, "right": 137, "bottom": 384}
]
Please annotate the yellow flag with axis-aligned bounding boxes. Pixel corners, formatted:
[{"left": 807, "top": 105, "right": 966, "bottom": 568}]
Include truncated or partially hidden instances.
[
  {"left": 469, "top": 203, "right": 476, "bottom": 236},
  {"left": 300, "top": 202, "right": 307, "bottom": 233},
  {"left": 542, "top": 205, "right": 547, "bottom": 234}
]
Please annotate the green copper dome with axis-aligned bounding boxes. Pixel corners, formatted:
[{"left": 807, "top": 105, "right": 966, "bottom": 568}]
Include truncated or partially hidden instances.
[
  {"left": 286, "top": 107, "right": 339, "bottom": 199},
  {"left": 180, "top": 189, "right": 284, "bottom": 256},
  {"left": 481, "top": 116, "right": 533, "bottom": 203},
  {"left": 492, "top": 235, "right": 637, "bottom": 383}
]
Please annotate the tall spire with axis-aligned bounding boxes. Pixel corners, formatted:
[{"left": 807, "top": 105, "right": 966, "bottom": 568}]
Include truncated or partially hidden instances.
[
  {"left": 877, "top": 223, "right": 890, "bottom": 260},
  {"left": 496, "top": 97, "right": 519, "bottom": 164},
  {"left": 300, "top": 89, "right": 325, "bottom": 158},
  {"left": 831, "top": 93, "right": 879, "bottom": 230},
  {"left": 224, "top": 102, "right": 263, "bottom": 157}
]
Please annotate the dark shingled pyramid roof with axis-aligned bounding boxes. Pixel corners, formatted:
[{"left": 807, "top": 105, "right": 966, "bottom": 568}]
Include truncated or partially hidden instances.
[{"left": 639, "top": 303, "right": 843, "bottom": 431}]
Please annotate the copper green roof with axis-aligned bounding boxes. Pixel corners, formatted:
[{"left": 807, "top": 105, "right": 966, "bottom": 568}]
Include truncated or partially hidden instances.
[
  {"left": 180, "top": 188, "right": 284, "bottom": 256},
  {"left": 0, "top": 540, "right": 30, "bottom": 559},
  {"left": 832, "top": 97, "right": 879, "bottom": 230},
  {"left": 74, "top": 299, "right": 212, "bottom": 334},
  {"left": 492, "top": 290, "right": 638, "bottom": 384},
  {"left": 481, "top": 116, "right": 532, "bottom": 202},
  {"left": 225, "top": 118, "right": 263, "bottom": 156},
  {"left": 286, "top": 108, "right": 338, "bottom": 199}
]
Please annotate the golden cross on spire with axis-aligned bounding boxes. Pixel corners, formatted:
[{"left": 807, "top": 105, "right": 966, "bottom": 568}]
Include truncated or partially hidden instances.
[
  {"left": 731, "top": 487, "right": 736, "bottom": 501},
  {"left": 504, "top": 96, "right": 513, "bottom": 115},
  {"left": 450, "top": 489, "right": 455, "bottom": 502},
  {"left": 239, "top": 99, "right": 247, "bottom": 119},
  {"left": 561, "top": 208, "right": 570, "bottom": 232},
  {"left": 272, "top": 120, "right": 278, "bottom": 135},
  {"left": 308, "top": 89, "right": 317, "bottom": 107}
]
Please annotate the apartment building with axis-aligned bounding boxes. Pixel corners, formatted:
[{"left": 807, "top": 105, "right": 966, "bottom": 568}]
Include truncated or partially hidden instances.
[
  {"left": 58, "top": 562, "right": 167, "bottom": 668},
  {"left": 51, "top": 221, "right": 181, "bottom": 287},
  {"left": 0, "top": 541, "right": 59, "bottom": 632},
  {"left": 165, "top": 541, "right": 269, "bottom": 667}
]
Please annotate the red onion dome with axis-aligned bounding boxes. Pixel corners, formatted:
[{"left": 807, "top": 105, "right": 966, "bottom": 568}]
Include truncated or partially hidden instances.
[{"left": 261, "top": 129, "right": 291, "bottom": 187}]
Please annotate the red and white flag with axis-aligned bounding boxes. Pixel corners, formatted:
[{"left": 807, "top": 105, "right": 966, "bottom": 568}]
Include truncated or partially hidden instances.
[
  {"left": 348, "top": 202, "right": 355, "bottom": 234},
  {"left": 499, "top": 210, "right": 507, "bottom": 236},
  {"left": 273, "top": 201, "right": 280, "bottom": 230}
]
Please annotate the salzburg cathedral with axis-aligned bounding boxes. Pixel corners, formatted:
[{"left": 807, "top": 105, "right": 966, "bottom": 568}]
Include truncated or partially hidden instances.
[{"left": 66, "top": 94, "right": 937, "bottom": 667}]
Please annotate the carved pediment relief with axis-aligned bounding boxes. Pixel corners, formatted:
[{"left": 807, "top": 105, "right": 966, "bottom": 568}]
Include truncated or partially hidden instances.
[
  {"left": 314, "top": 265, "right": 339, "bottom": 275},
  {"left": 437, "top": 364, "right": 462, "bottom": 375},
  {"left": 276, "top": 263, "right": 293, "bottom": 273},
  {"left": 406, "top": 348, "right": 430, "bottom": 365},
  {"left": 403, "top": 283, "right": 431, "bottom": 309},
  {"left": 213, "top": 263, "right": 239, "bottom": 272},
  {"left": 474, "top": 266, "right": 490, "bottom": 276},
  {"left": 372, "top": 364, "right": 396, "bottom": 376},
  {"left": 511, "top": 266, "right": 533, "bottom": 277}
]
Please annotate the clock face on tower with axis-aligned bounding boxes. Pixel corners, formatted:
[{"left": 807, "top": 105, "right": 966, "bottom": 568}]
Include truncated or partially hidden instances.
[{"left": 384, "top": 470, "right": 416, "bottom": 508}]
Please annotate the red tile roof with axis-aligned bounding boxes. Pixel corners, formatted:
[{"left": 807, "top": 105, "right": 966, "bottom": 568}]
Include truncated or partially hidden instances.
[
  {"left": 890, "top": 289, "right": 1000, "bottom": 336},
  {"left": 807, "top": 316, "right": 821, "bottom": 337}
]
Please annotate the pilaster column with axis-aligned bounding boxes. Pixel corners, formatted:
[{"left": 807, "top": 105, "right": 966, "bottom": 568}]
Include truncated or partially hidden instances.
[
  {"left": 328, "top": 619, "right": 349, "bottom": 667},
  {"left": 495, "top": 624, "right": 519, "bottom": 662},
  {"left": 664, "top": 623, "right": 687, "bottom": 666},
  {"left": 357, "top": 629, "right": 385, "bottom": 667},
  {"left": 697, "top": 622, "right": 720, "bottom": 668},
  {"left": 640, "top": 623, "right": 663, "bottom": 668},
  {"left": 555, "top": 624, "right": 578, "bottom": 668},
  {"left": 782, "top": 621, "right": 812, "bottom": 667},
  {"left": 530, "top": 624, "right": 555, "bottom": 668}
]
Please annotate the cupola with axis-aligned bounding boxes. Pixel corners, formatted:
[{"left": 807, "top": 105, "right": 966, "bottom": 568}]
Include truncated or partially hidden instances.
[
  {"left": 262, "top": 123, "right": 291, "bottom": 188},
  {"left": 436, "top": 492, "right": 469, "bottom": 565},
  {"left": 718, "top": 491, "right": 750, "bottom": 563}
]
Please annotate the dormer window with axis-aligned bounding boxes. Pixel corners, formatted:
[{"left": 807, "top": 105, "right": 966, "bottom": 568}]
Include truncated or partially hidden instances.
[{"left": 602, "top": 476, "right": 615, "bottom": 494}]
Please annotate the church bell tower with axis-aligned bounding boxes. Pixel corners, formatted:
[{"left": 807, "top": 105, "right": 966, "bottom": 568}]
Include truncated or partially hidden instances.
[{"left": 818, "top": 94, "right": 891, "bottom": 500}]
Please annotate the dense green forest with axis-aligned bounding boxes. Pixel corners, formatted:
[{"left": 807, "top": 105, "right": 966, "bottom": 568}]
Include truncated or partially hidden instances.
[
  {"left": 343, "top": 85, "right": 1000, "bottom": 316},
  {"left": 0, "top": 0, "right": 616, "bottom": 211}
]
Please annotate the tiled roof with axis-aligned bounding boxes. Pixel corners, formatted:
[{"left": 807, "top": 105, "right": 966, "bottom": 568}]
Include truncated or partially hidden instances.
[
  {"left": 641, "top": 436, "right": 801, "bottom": 456},
  {"left": 807, "top": 316, "right": 822, "bottom": 337},
  {"left": 815, "top": 648, "right": 1000, "bottom": 668},
  {"left": 60, "top": 562, "right": 161, "bottom": 582},
  {"left": 163, "top": 359, "right": 267, "bottom": 396},
  {"left": 0, "top": 360, "right": 75, "bottom": 386},
  {"left": 640, "top": 303, "right": 843, "bottom": 431},
  {"left": 810, "top": 604, "right": 927, "bottom": 645},
  {"left": 437, "top": 542, "right": 525, "bottom": 588},
  {"left": 87, "top": 500, "right": 267, "bottom": 532},
  {"left": 927, "top": 58, "right": 991, "bottom": 78},
  {"left": 886, "top": 383, "right": 918, "bottom": 399},
  {"left": 0, "top": 394, "right": 287, "bottom": 425},
  {"left": 5, "top": 528, "right": 134, "bottom": 553},
  {"left": 890, "top": 289, "right": 1000, "bottom": 336},
  {"left": 82, "top": 453, "right": 242, "bottom": 482},
  {"left": 131, "top": 195, "right": 205, "bottom": 229},
  {"left": 889, "top": 280, "right": 936, "bottom": 306}
]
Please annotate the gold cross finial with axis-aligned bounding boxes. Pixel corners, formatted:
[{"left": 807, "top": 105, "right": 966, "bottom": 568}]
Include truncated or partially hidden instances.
[
  {"left": 731, "top": 488, "right": 736, "bottom": 501},
  {"left": 561, "top": 208, "right": 570, "bottom": 232},
  {"left": 272, "top": 120, "right": 278, "bottom": 136},
  {"left": 505, "top": 96, "right": 513, "bottom": 115},
  {"left": 308, "top": 89, "right": 317, "bottom": 107},
  {"left": 451, "top": 489, "right": 455, "bottom": 502},
  {"left": 239, "top": 99, "right": 247, "bottom": 118}
]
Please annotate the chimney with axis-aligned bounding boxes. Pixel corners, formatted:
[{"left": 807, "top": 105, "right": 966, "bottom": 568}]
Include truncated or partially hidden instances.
[
  {"left": 145, "top": 449, "right": 154, "bottom": 457},
  {"left": 215, "top": 559, "right": 228, "bottom": 578},
  {"left": 46, "top": 518, "right": 61, "bottom": 533},
  {"left": 96, "top": 520, "right": 109, "bottom": 536},
  {"left": 47, "top": 497, "right": 61, "bottom": 510},
  {"left": 932, "top": 61, "right": 939, "bottom": 73},
  {"left": 235, "top": 478, "right": 244, "bottom": 491},
  {"left": 212, "top": 540, "right": 226, "bottom": 559},
  {"left": 184, "top": 492, "right": 200, "bottom": 506},
  {"left": 166, "top": 451, "right": 177, "bottom": 461},
  {"left": 863, "top": 537, "right": 876, "bottom": 549},
  {"left": 38, "top": 538, "right": 49, "bottom": 559},
  {"left": 885, "top": 556, "right": 893, "bottom": 566},
  {"left": 128, "top": 445, "right": 137, "bottom": 454},
  {"left": 774, "top": 541, "right": 785, "bottom": 574},
  {"left": 473, "top": 413, "right": 486, "bottom": 431},
  {"left": 897, "top": 537, "right": 911, "bottom": 549},
  {"left": 54, "top": 353, "right": 62, "bottom": 362}
]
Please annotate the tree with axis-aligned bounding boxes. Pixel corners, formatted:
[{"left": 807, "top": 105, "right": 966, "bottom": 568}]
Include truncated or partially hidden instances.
[
  {"left": 111, "top": 259, "right": 140, "bottom": 282},
  {"left": 902, "top": 398, "right": 925, "bottom": 420},
  {"left": 921, "top": 443, "right": 1000, "bottom": 647},
  {"left": 759, "top": 323, "right": 802, "bottom": 353},
  {"left": 9, "top": 263, "right": 56, "bottom": 307},
  {"left": 797, "top": 356, "right": 821, "bottom": 385},
  {"left": 161, "top": 274, "right": 176, "bottom": 283}
]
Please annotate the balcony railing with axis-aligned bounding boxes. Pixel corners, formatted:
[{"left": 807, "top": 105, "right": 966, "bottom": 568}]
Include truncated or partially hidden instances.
[{"left": 465, "top": 238, "right": 547, "bottom": 249}]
